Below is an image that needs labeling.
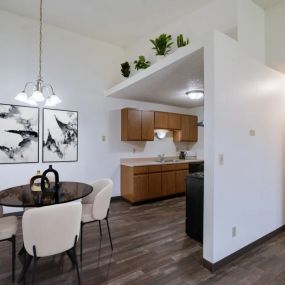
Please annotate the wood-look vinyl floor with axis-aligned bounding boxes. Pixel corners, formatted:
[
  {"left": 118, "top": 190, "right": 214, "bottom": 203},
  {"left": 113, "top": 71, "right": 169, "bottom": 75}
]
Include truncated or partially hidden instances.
[{"left": 0, "top": 197, "right": 285, "bottom": 285}]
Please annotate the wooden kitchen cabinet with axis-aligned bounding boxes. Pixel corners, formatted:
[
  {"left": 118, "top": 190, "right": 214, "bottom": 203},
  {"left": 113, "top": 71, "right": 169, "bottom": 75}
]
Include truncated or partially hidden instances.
[
  {"left": 168, "top": 113, "right": 181, "bottom": 130},
  {"left": 175, "top": 170, "right": 188, "bottom": 193},
  {"left": 142, "top": 110, "right": 154, "bottom": 141},
  {"left": 121, "top": 162, "right": 191, "bottom": 203},
  {"left": 173, "top": 115, "right": 198, "bottom": 142},
  {"left": 154, "top": 112, "right": 168, "bottom": 129},
  {"left": 162, "top": 171, "right": 176, "bottom": 196},
  {"left": 133, "top": 174, "right": 149, "bottom": 202},
  {"left": 121, "top": 108, "right": 154, "bottom": 141},
  {"left": 148, "top": 172, "right": 162, "bottom": 199}
]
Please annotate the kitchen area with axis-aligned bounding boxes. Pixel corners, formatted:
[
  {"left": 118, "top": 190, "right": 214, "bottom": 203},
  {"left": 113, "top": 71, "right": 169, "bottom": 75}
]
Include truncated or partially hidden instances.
[{"left": 120, "top": 107, "right": 204, "bottom": 243}]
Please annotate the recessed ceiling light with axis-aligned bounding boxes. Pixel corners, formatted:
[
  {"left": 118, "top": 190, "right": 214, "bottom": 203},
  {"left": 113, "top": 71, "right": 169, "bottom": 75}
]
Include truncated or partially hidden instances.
[{"left": 186, "top": 90, "right": 204, "bottom": 100}]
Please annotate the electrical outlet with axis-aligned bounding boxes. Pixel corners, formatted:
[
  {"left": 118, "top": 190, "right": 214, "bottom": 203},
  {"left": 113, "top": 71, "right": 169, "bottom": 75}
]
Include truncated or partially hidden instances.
[
  {"left": 232, "top": 226, "right": 237, "bottom": 238},
  {"left": 133, "top": 148, "right": 136, "bottom": 153},
  {"left": 219, "top": 154, "right": 224, "bottom": 165}
]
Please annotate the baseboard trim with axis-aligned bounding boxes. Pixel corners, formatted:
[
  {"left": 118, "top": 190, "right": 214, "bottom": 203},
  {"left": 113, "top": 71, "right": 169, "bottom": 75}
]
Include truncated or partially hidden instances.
[{"left": 203, "top": 225, "right": 285, "bottom": 272}]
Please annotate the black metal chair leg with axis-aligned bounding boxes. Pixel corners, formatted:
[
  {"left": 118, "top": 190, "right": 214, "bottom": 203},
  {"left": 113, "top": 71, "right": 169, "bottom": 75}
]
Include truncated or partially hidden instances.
[
  {"left": 32, "top": 246, "right": 37, "bottom": 285},
  {"left": 11, "top": 235, "right": 16, "bottom": 282},
  {"left": 98, "top": 220, "right": 102, "bottom": 236},
  {"left": 66, "top": 250, "right": 75, "bottom": 268},
  {"left": 106, "top": 218, "right": 113, "bottom": 251},
  {"left": 80, "top": 223, "right": 83, "bottom": 263},
  {"left": 73, "top": 236, "right": 81, "bottom": 285},
  {"left": 22, "top": 252, "right": 32, "bottom": 285}
]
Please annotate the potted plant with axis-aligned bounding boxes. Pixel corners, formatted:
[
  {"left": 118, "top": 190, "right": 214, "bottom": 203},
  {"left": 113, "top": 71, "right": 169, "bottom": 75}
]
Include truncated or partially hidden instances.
[
  {"left": 134, "top": 56, "right": 151, "bottom": 71},
  {"left": 177, "top": 34, "right": 190, "bottom": 48},
  {"left": 150, "top": 33, "right": 173, "bottom": 60},
  {"left": 121, "top": 62, "right": 131, "bottom": 78}
]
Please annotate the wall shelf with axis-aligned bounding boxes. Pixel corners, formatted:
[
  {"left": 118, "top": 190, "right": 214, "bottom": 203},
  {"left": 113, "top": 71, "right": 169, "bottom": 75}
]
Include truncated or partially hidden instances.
[{"left": 106, "top": 42, "right": 204, "bottom": 108}]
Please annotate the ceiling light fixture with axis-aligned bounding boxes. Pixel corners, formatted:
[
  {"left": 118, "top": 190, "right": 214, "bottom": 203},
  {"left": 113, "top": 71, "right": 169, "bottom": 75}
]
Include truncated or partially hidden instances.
[
  {"left": 155, "top": 129, "right": 168, "bottom": 140},
  {"left": 15, "top": 0, "right": 61, "bottom": 107},
  {"left": 186, "top": 90, "right": 204, "bottom": 100}
]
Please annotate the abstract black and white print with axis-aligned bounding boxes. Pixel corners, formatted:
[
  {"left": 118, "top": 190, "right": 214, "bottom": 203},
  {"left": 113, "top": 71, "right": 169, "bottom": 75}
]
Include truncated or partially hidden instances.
[
  {"left": 43, "top": 109, "right": 78, "bottom": 162},
  {"left": 0, "top": 104, "right": 39, "bottom": 163}
]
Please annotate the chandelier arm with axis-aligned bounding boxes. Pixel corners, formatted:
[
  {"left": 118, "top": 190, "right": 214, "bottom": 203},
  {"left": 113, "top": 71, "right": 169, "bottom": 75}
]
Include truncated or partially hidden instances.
[
  {"left": 42, "top": 84, "right": 56, "bottom": 95},
  {"left": 23, "top": 82, "right": 36, "bottom": 92}
]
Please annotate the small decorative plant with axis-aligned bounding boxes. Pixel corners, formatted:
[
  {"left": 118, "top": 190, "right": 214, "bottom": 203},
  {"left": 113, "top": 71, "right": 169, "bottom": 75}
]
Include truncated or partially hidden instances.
[
  {"left": 121, "top": 62, "right": 131, "bottom": 78},
  {"left": 134, "top": 56, "right": 151, "bottom": 70},
  {"left": 177, "top": 34, "right": 189, "bottom": 48},
  {"left": 150, "top": 34, "right": 173, "bottom": 56}
]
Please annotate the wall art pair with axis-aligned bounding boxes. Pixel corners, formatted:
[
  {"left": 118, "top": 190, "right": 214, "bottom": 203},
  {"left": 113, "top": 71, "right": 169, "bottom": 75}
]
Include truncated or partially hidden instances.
[{"left": 0, "top": 104, "right": 78, "bottom": 164}]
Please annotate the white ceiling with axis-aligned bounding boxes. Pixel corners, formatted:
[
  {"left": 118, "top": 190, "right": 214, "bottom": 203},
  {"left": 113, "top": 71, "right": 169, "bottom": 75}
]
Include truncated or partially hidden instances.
[
  {"left": 0, "top": 0, "right": 212, "bottom": 47},
  {"left": 253, "top": 0, "right": 285, "bottom": 9},
  {"left": 107, "top": 47, "right": 204, "bottom": 108}
]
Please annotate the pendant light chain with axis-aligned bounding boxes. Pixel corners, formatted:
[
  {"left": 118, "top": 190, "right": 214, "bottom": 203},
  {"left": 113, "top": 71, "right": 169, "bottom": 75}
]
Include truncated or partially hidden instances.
[{"left": 38, "top": 0, "right": 43, "bottom": 80}]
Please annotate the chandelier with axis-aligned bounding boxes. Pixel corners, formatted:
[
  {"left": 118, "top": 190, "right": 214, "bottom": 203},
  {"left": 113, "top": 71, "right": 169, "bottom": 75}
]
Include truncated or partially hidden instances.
[{"left": 15, "top": 0, "right": 61, "bottom": 107}]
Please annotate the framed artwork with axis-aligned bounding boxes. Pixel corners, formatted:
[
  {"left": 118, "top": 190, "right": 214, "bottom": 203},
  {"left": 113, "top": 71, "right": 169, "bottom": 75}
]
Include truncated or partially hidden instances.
[
  {"left": 0, "top": 103, "right": 39, "bottom": 164},
  {"left": 43, "top": 108, "right": 78, "bottom": 162}
]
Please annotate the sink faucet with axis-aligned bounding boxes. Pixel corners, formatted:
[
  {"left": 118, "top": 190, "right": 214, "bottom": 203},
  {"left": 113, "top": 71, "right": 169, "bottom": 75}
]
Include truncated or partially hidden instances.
[{"left": 158, "top": 153, "right": 165, "bottom": 162}]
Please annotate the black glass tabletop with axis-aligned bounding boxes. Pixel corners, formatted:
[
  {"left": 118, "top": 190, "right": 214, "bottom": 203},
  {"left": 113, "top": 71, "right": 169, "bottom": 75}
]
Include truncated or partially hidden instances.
[{"left": 0, "top": 181, "right": 93, "bottom": 207}]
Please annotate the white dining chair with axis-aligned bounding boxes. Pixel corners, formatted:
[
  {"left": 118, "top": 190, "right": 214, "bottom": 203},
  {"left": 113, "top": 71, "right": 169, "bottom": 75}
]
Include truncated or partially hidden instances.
[
  {"left": 0, "top": 205, "right": 18, "bottom": 282},
  {"left": 80, "top": 179, "right": 113, "bottom": 261},
  {"left": 22, "top": 203, "right": 82, "bottom": 284}
]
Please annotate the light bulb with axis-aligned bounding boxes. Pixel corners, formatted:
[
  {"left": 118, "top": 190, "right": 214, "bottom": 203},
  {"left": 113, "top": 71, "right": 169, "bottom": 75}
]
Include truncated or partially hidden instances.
[
  {"left": 15, "top": 92, "right": 28, "bottom": 102},
  {"left": 186, "top": 90, "right": 204, "bottom": 100},
  {"left": 45, "top": 94, "right": 62, "bottom": 107},
  {"left": 26, "top": 97, "right": 37, "bottom": 106},
  {"left": 30, "top": 90, "right": 45, "bottom": 102},
  {"left": 155, "top": 129, "right": 168, "bottom": 140}
]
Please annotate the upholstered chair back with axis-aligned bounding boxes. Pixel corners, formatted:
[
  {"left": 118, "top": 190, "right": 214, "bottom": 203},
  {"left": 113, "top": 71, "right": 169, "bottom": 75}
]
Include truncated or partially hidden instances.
[{"left": 22, "top": 203, "right": 82, "bottom": 257}]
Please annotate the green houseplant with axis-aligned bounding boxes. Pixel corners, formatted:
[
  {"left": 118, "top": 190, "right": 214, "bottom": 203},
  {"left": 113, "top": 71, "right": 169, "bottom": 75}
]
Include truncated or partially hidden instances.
[
  {"left": 134, "top": 56, "right": 151, "bottom": 70},
  {"left": 150, "top": 34, "right": 173, "bottom": 56},
  {"left": 121, "top": 62, "right": 131, "bottom": 78},
  {"left": 177, "top": 34, "right": 189, "bottom": 48}
]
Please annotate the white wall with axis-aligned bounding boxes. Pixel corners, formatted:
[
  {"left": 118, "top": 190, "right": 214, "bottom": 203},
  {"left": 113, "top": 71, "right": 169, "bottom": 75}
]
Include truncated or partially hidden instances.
[
  {"left": 204, "top": 31, "right": 285, "bottom": 263},
  {"left": 0, "top": 10, "right": 201, "bottom": 213},
  {"left": 238, "top": 0, "right": 265, "bottom": 63},
  {"left": 124, "top": 0, "right": 237, "bottom": 66},
  {"left": 265, "top": 1, "right": 285, "bottom": 73}
]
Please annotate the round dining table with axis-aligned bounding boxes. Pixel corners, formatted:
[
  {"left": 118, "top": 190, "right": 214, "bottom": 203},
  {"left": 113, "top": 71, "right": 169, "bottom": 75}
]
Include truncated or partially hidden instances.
[
  {"left": 0, "top": 181, "right": 93, "bottom": 282},
  {"left": 0, "top": 181, "right": 93, "bottom": 208}
]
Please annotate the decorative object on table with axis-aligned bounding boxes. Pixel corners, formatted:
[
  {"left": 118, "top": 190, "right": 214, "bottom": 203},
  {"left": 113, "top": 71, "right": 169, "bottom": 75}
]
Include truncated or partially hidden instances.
[
  {"left": 150, "top": 33, "right": 173, "bottom": 57},
  {"left": 43, "top": 108, "right": 78, "bottom": 162},
  {"left": 134, "top": 56, "right": 151, "bottom": 71},
  {"left": 177, "top": 34, "right": 190, "bottom": 48},
  {"left": 41, "top": 165, "right": 59, "bottom": 193},
  {"left": 15, "top": 0, "right": 61, "bottom": 107},
  {"left": 121, "top": 62, "right": 131, "bottom": 78},
  {"left": 0, "top": 104, "right": 39, "bottom": 164},
  {"left": 30, "top": 170, "right": 50, "bottom": 192}
]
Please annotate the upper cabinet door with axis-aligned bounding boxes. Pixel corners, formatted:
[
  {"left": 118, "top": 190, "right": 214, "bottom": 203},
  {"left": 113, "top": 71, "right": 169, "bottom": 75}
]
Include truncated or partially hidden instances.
[
  {"left": 174, "top": 115, "right": 198, "bottom": 142},
  {"left": 142, "top": 111, "right": 154, "bottom": 141},
  {"left": 188, "top": 115, "right": 198, "bottom": 141},
  {"left": 154, "top": 112, "right": 168, "bottom": 129},
  {"left": 121, "top": 108, "right": 142, "bottom": 141},
  {"left": 168, "top": 113, "right": 181, "bottom": 130}
]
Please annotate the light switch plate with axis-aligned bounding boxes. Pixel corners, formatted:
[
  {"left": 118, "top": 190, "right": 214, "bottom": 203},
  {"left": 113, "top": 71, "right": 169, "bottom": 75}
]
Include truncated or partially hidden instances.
[{"left": 102, "top": 135, "right": 106, "bottom": 142}]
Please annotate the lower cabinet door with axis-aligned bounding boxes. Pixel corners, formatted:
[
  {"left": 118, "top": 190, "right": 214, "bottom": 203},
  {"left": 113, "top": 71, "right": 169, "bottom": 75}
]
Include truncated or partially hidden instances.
[
  {"left": 175, "top": 170, "right": 188, "bottom": 193},
  {"left": 134, "top": 174, "right": 149, "bottom": 202},
  {"left": 148, "top": 172, "right": 162, "bottom": 199},
  {"left": 162, "top": 171, "right": 176, "bottom": 196}
]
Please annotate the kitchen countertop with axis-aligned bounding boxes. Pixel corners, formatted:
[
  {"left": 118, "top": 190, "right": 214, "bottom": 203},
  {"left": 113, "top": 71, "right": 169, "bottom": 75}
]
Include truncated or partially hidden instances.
[{"left": 121, "top": 157, "right": 204, "bottom": 167}]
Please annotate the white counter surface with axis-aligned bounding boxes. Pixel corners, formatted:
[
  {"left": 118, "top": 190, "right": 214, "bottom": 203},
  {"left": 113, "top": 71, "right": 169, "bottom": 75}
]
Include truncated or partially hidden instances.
[{"left": 121, "top": 158, "right": 204, "bottom": 167}]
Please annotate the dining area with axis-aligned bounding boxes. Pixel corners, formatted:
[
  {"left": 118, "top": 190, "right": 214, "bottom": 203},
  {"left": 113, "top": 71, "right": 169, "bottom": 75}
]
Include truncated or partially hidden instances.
[{"left": 0, "top": 169, "right": 114, "bottom": 284}]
